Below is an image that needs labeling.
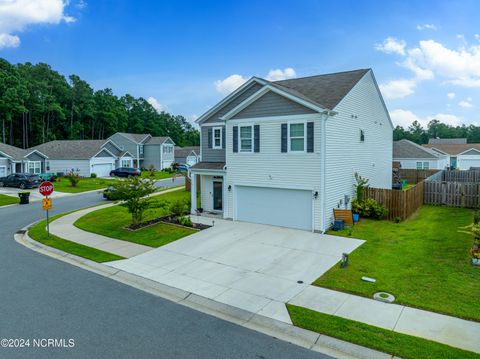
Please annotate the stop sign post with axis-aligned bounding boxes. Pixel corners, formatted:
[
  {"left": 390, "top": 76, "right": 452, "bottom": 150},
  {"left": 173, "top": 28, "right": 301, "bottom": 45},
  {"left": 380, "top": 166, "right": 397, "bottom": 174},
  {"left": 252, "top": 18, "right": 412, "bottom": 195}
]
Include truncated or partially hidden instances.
[{"left": 39, "top": 181, "right": 54, "bottom": 236}]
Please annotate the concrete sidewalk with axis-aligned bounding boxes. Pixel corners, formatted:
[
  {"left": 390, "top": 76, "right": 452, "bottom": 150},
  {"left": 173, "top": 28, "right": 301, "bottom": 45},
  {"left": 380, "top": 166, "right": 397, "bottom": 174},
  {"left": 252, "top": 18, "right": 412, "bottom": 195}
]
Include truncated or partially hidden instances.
[
  {"left": 48, "top": 187, "right": 183, "bottom": 258},
  {"left": 289, "top": 286, "right": 480, "bottom": 353}
]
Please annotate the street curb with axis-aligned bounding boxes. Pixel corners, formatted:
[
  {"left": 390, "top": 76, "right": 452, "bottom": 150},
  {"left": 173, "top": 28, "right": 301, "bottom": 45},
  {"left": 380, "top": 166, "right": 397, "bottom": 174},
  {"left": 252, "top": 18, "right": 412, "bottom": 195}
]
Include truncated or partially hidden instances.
[{"left": 15, "top": 226, "right": 396, "bottom": 359}]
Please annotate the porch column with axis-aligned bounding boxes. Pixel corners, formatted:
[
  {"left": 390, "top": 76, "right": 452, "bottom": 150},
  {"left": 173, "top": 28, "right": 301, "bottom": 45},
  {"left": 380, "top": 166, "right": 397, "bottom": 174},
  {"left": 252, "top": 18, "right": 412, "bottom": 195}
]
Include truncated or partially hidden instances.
[{"left": 191, "top": 173, "right": 197, "bottom": 214}]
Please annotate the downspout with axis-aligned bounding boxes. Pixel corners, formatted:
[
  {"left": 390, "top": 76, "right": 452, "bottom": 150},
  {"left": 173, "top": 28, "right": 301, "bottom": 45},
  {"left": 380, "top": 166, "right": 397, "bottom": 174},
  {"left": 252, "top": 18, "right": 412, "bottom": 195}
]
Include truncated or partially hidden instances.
[{"left": 320, "top": 110, "right": 336, "bottom": 232}]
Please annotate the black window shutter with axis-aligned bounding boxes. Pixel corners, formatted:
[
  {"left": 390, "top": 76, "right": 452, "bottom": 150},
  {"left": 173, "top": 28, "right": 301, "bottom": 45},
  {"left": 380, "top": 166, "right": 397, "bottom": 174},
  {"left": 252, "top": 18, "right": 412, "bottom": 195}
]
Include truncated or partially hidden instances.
[
  {"left": 222, "top": 127, "right": 226, "bottom": 148},
  {"left": 254, "top": 125, "right": 260, "bottom": 153},
  {"left": 307, "top": 122, "right": 314, "bottom": 153},
  {"left": 207, "top": 128, "right": 212, "bottom": 149},
  {"left": 233, "top": 126, "right": 238, "bottom": 153},
  {"left": 281, "top": 123, "right": 287, "bottom": 153}
]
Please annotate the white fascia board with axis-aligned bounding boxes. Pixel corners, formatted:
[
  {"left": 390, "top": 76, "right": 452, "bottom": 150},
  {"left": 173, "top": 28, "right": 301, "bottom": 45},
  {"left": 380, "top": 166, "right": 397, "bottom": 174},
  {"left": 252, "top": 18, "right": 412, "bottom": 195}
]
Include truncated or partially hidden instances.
[
  {"left": 24, "top": 149, "right": 49, "bottom": 159},
  {"left": 91, "top": 147, "right": 117, "bottom": 159},
  {"left": 429, "top": 147, "right": 449, "bottom": 155},
  {"left": 457, "top": 148, "right": 480, "bottom": 156},
  {"left": 220, "top": 86, "right": 324, "bottom": 121},
  {"left": 102, "top": 139, "right": 123, "bottom": 151},
  {"left": 0, "top": 150, "right": 13, "bottom": 159},
  {"left": 196, "top": 77, "right": 267, "bottom": 125}
]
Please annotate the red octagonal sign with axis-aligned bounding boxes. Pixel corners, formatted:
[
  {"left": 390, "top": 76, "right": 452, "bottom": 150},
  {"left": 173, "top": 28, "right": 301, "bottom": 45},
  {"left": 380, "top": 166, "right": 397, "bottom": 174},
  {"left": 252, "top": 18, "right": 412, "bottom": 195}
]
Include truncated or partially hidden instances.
[{"left": 39, "top": 181, "right": 54, "bottom": 196}]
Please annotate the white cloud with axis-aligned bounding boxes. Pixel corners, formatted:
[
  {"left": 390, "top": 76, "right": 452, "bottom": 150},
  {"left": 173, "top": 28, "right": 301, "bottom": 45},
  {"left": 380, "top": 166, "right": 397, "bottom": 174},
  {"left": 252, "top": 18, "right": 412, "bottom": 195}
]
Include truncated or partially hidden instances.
[
  {"left": 147, "top": 96, "right": 164, "bottom": 112},
  {"left": 0, "top": 33, "right": 20, "bottom": 49},
  {"left": 379, "top": 79, "right": 417, "bottom": 99},
  {"left": 458, "top": 97, "right": 473, "bottom": 108},
  {"left": 76, "top": 0, "right": 87, "bottom": 9},
  {"left": 447, "top": 92, "right": 456, "bottom": 99},
  {"left": 375, "top": 37, "right": 406, "bottom": 56},
  {"left": 265, "top": 67, "right": 296, "bottom": 81},
  {"left": 390, "top": 109, "right": 462, "bottom": 127},
  {"left": 214, "top": 74, "right": 247, "bottom": 95},
  {"left": 399, "top": 57, "right": 434, "bottom": 80},
  {"left": 416, "top": 24, "right": 437, "bottom": 31},
  {"left": 0, "top": 0, "right": 75, "bottom": 49}
]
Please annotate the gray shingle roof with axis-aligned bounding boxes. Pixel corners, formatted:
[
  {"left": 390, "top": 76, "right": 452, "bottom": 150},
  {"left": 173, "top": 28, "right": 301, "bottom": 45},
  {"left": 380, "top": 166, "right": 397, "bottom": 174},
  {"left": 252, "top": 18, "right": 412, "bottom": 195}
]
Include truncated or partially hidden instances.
[
  {"left": 175, "top": 146, "right": 199, "bottom": 158},
  {"left": 423, "top": 143, "right": 480, "bottom": 155},
  {"left": 0, "top": 142, "right": 28, "bottom": 160},
  {"left": 394, "top": 140, "right": 439, "bottom": 159},
  {"left": 190, "top": 162, "right": 225, "bottom": 170},
  {"left": 428, "top": 138, "right": 467, "bottom": 145},
  {"left": 272, "top": 69, "right": 370, "bottom": 110},
  {"left": 117, "top": 133, "right": 151, "bottom": 143},
  {"left": 145, "top": 136, "right": 170, "bottom": 145},
  {"left": 30, "top": 140, "right": 112, "bottom": 160}
]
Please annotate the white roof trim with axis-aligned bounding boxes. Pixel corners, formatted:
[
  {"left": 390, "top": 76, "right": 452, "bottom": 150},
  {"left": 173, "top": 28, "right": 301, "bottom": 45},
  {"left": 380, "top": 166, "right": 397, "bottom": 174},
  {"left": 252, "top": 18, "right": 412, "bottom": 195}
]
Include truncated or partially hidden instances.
[
  {"left": 428, "top": 147, "right": 449, "bottom": 155},
  {"left": 91, "top": 147, "right": 117, "bottom": 159},
  {"left": 113, "top": 132, "right": 152, "bottom": 144},
  {"left": 0, "top": 150, "right": 13, "bottom": 159},
  {"left": 119, "top": 150, "right": 134, "bottom": 158},
  {"left": 24, "top": 149, "right": 49, "bottom": 159},
  {"left": 196, "top": 77, "right": 267, "bottom": 124},
  {"left": 101, "top": 139, "right": 123, "bottom": 151},
  {"left": 220, "top": 85, "right": 324, "bottom": 121},
  {"left": 457, "top": 147, "right": 480, "bottom": 156}
]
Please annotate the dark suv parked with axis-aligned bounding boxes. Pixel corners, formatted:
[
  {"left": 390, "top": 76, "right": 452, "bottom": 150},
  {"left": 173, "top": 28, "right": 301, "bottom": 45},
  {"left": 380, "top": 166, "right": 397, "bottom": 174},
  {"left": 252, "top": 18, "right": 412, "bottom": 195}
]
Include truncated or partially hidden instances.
[
  {"left": 0, "top": 173, "right": 41, "bottom": 189},
  {"left": 109, "top": 167, "right": 141, "bottom": 178}
]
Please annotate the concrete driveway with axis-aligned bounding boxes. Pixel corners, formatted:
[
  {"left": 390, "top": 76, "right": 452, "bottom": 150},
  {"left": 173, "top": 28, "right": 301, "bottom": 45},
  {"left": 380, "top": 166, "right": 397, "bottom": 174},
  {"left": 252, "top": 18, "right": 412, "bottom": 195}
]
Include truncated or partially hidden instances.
[{"left": 107, "top": 216, "right": 363, "bottom": 323}]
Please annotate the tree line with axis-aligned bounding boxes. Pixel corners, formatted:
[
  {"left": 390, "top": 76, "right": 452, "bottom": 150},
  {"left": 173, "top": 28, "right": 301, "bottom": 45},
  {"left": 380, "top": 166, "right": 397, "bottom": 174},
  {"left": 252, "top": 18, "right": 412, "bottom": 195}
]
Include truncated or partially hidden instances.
[
  {"left": 394, "top": 119, "right": 480, "bottom": 144},
  {"left": 0, "top": 58, "right": 199, "bottom": 149}
]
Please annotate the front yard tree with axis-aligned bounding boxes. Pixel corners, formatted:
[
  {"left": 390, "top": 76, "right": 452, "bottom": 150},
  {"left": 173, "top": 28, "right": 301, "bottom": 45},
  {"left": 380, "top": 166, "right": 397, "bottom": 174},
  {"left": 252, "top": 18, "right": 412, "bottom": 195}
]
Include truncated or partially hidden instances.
[{"left": 109, "top": 176, "right": 158, "bottom": 226}]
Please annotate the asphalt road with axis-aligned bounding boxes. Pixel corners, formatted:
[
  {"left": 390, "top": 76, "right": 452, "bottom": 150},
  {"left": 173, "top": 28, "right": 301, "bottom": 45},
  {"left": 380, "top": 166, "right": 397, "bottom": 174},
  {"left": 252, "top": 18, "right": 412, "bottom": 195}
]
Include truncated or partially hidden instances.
[{"left": 0, "top": 178, "right": 329, "bottom": 359}]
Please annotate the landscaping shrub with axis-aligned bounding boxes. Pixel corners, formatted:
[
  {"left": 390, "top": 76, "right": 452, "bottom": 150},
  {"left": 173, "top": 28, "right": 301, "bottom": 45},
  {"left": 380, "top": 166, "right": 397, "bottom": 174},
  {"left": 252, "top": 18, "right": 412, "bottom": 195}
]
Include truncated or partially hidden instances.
[
  {"left": 471, "top": 223, "right": 480, "bottom": 262},
  {"left": 354, "top": 172, "right": 369, "bottom": 202},
  {"left": 90, "top": 173, "right": 97, "bottom": 178},
  {"left": 169, "top": 199, "right": 188, "bottom": 217},
  {"left": 65, "top": 170, "right": 81, "bottom": 187},
  {"left": 178, "top": 216, "right": 193, "bottom": 227},
  {"left": 351, "top": 198, "right": 388, "bottom": 220}
]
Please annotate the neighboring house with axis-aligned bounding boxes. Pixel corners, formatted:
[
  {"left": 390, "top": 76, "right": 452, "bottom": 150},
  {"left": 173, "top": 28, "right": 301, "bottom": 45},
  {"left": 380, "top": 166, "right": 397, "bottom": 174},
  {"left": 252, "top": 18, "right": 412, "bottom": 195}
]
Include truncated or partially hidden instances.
[
  {"left": 175, "top": 146, "right": 200, "bottom": 166},
  {"left": 0, "top": 142, "right": 48, "bottom": 176},
  {"left": 393, "top": 139, "right": 449, "bottom": 170},
  {"left": 108, "top": 133, "right": 151, "bottom": 168},
  {"left": 190, "top": 68, "right": 393, "bottom": 232},
  {"left": 143, "top": 136, "right": 175, "bottom": 170},
  {"left": 108, "top": 132, "right": 175, "bottom": 170},
  {"left": 424, "top": 138, "right": 480, "bottom": 170},
  {"left": 30, "top": 140, "right": 127, "bottom": 177}
]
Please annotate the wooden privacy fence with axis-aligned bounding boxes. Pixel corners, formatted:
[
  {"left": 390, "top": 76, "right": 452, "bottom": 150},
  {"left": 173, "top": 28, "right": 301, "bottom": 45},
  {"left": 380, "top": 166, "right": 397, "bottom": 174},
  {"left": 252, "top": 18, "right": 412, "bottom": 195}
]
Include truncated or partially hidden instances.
[
  {"left": 399, "top": 169, "right": 440, "bottom": 184},
  {"left": 442, "top": 170, "right": 480, "bottom": 183},
  {"left": 364, "top": 181, "right": 424, "bottom": 220},
  {"left": 424, "top": 181, "right": 480, "bottom": 208}
]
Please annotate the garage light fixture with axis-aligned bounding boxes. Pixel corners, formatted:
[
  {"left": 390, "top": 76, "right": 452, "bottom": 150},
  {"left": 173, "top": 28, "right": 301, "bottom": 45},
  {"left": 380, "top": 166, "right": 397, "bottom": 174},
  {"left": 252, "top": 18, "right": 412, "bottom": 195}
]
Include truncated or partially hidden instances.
[
  {"left": 313, "top": 191, "right": 318, "bottom": 199},
  {"left": 228, "top": 185, "right": 232, "bottom": 191}
]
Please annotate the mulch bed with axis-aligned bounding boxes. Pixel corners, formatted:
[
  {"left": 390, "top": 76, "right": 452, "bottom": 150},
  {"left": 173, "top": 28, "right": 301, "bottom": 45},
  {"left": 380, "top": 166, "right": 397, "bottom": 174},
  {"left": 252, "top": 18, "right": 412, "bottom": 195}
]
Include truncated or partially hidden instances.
[{"left": 125, "top": 215, "right": 211, "bottom": 231}]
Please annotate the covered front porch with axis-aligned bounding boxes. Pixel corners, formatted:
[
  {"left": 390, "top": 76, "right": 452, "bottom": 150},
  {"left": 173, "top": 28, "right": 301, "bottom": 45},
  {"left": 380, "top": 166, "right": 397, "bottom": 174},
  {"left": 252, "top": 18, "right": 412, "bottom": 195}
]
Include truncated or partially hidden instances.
[{"left": 189, "top": 162, "right": 226, "bottom": 218}]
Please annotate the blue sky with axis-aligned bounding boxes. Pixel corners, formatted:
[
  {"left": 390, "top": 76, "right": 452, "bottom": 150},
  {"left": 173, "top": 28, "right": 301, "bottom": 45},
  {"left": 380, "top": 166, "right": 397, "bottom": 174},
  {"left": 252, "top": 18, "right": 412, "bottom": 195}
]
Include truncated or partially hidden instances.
[{"left": 1, "top": 0, "right": 479, "bottom": 128}]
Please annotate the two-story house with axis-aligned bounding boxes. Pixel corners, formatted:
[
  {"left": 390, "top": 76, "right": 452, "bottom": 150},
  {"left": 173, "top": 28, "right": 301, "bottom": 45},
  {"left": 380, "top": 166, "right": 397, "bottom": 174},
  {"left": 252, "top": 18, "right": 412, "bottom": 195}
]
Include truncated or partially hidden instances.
[
  {"left": 108, "top": 132, "right": 175, "bottom": 170},
  {"left": 190, "top": 69, "right": 393, "bottom": 232}
]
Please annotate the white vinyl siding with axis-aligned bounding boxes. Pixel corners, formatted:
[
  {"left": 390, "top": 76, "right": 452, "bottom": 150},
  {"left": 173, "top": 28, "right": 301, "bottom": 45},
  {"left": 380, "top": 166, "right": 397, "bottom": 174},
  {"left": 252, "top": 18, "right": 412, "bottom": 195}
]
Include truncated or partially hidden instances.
[
  {"left": 225, "top": 113, "right": 322, "bottom": 230},
  {"left": 394, "top": 158, "right": 447, "bottom": 170},
  {"left": 48, "top": 160, "right": 91, "bottom": 177},
  {"left": 323, "top": 70, "right": 392, "bottom": 230}
]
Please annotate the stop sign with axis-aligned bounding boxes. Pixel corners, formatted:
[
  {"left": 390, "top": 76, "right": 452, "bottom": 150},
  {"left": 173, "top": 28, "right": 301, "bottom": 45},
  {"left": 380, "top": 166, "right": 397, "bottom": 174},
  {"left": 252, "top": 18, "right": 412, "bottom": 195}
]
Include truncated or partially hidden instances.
[{"left": 39, "top": 181, "right": 54, "bottom": 196}]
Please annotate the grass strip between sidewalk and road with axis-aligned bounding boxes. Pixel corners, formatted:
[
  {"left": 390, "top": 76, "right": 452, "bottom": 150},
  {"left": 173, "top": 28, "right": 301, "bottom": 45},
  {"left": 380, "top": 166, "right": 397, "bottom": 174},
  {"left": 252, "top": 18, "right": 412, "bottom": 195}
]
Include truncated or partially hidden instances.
[
  {"left": 0, "top": 194, "right": 18, "bottom": 206},
  {"left": 287, "top": 304, "right": 480, "bottom": 359},
  {"left": 28, "top": 212, "right": 124, "bottom": 263}
]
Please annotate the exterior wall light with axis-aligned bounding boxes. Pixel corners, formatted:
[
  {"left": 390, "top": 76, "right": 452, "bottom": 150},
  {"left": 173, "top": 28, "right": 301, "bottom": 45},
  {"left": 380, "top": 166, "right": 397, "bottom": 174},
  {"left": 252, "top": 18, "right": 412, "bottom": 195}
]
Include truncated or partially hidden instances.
[
  {"left": 313, "top": 191, "right": 319, "bottom": 199},
  {"left": 228, "top": 185, "right": 232, "bottom": 191}
]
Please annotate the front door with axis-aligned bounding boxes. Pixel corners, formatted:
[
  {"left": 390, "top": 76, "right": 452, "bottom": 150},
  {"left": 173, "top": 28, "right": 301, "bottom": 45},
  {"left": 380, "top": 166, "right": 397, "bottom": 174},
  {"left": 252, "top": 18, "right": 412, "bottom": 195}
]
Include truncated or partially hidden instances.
[{"left": 213, "top": 181, "right": 223, "bottom": 210}]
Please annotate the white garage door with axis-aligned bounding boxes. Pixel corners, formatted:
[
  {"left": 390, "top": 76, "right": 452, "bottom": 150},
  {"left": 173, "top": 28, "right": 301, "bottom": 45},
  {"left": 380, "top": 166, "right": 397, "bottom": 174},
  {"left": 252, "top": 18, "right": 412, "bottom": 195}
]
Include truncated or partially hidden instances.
[
  {"left": 92, "top": 163, "right": 113, "bottom": 177},
  {"left": 162, "top": 160, "right": 173, "bottom": 170},
  {"left": 235, "top": 186, "right": 312, "bottom": 231},
  {"left": 0, "top": 166, "right": 6, "bottom": 177},
  {"left": 458, "top": 158, "right": 480, "bottom": 170}
]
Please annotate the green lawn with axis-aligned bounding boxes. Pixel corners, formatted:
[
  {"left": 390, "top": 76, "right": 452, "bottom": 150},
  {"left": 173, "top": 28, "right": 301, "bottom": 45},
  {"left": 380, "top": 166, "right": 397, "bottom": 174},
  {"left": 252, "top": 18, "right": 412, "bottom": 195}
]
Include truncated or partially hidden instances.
[
  {"left": 28, "top": 213, "right": 124, "bottom": 263},
  {"left": 0, "top": 194, "right": 18, "bottom": 206},
  {"left": 53, "top": 177, "right": 117, "bottom": 193},
  {"left": 287, "top": 305, "right": 480, "bottom": 359},
  {"left": 140, "top": 171, "right": 176, "bottom": 180},
  {"left": 74, "top": 189, "right": 195, "bottom": 247},
  {"left": 315, "top": 205, "right": 480, "bottom": 321}
]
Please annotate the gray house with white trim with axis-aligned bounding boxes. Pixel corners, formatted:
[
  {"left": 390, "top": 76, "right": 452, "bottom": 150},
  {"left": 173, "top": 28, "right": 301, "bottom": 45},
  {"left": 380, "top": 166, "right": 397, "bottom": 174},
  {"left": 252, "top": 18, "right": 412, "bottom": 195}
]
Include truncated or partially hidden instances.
[
  {"left": 0, "top": 143, "right": 48, "bottom": 176},
  {"left": 190, "top": 69, "right": 393, "bottom": 232}
]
